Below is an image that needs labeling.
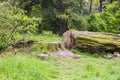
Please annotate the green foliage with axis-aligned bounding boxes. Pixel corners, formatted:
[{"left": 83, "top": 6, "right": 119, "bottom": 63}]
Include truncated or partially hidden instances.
[
  {"left": 85, "top": 1, "right": 120, "bottom": 33},
  {"left": 0, "top": 1, "right": 16, "bottom": 51},
  {"left": 14, "top": 14, "right": 41, "bottom": 33},
  {"left": 1, "top": 0, "right": 119, "bottom": 34},
  {"left": 57, "top": 0, "right": 89, "bottom": 31},
  {"left": 87, "top": 14, "right": 107, "bottom": 32},
  {"left": 0, "top": 1, "right": 41, "bottom": 52},
  {"left": 99, "top": 1, "right": 120, "bottom": 33},
  {"left": 31, "top": 43, "right": 48, "bottom": 54},
  {"left": 23, "top": 0, "right": 89, "bottom": 33},
  {"left": 68, "top": 15, "right": 88, "bottom": 31}
]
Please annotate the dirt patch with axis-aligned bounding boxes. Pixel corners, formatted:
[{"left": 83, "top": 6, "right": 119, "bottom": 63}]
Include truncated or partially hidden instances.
[{"left": 48, "top": 49, "right": 81, "bottom": 59}]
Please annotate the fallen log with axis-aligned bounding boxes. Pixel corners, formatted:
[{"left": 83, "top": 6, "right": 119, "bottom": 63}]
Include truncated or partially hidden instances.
[{"left": 62, "top": 29, "right": 120, "bottom": 58}]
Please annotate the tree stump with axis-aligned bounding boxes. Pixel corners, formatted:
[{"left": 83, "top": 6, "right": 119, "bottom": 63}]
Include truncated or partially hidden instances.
[
  {"left": 34, "top": 42, "right": 65, "bottom": 52},
  {"left": 37, "top": 54, "right": 48, "bottom": 60}
]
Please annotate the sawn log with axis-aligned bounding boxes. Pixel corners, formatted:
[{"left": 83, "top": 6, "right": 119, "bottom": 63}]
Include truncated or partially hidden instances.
[{"left": 62, "top": 29, "right": 120, "bottom": 58}]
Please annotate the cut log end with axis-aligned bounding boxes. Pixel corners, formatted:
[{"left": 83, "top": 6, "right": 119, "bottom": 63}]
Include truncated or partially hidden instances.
[{"left": 37, "top": 54, "right": 48, "bottom": 60}]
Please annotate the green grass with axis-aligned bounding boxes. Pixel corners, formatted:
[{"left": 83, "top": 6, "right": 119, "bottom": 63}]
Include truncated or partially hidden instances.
[
  {"left": 1, "top": 33, "right": 120, "bottom": 80},
  {"left": 56, "top": 54, "right": 120, "bottom": 80},
  {"left": 0, "top": 53, "right": 59, "bottom": 80},
  {"left": 14, "top": 31, "right": 61, "bottom": 42},
  {"left": 1, "top": 52, "right": 120, "bottom": 80}
]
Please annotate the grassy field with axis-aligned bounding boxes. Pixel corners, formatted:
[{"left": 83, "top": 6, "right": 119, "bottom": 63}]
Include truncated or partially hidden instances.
[
  {"left": 14, "top": 31, "right": 62, "bottom": 42},
  {"left": 0, "top": 53, "right": 59, "bottom": 80},
  {"left": 56, "top": 52, "right": 120, "bottom": 80},
  {"left": 0, "top": 33, "right": 120, "bottom": 80}
]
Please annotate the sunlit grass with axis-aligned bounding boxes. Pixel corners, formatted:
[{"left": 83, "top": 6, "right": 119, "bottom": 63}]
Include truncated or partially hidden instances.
[
  {"left": 1, "top": 33, "right": 120, "bottom": 80},
  {"left": 0, "top": 53, "right": 59, "bottom": 80},
  {"left": 14, "top": 31, "right": 62, "bottom": 42},
  {"left": 56, "top": 53, "right": 120, "bottom": 80}
]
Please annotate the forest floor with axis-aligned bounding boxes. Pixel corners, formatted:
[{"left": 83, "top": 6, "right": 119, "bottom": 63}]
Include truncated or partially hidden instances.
[{"left": 0, "top": 32, "right": 120, "bottom": 80}]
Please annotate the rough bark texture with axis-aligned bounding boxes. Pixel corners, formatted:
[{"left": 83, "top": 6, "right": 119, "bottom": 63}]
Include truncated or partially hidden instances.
[
  {"left": 58, "top": 0, "right": 68, "bottom": 36},
  {"left": 99, "top": 0, "right": 103, "bottom": 12},
  {"left": 62, "top": 29, "right": 120, "bottom": 55},
  {"left": 89, "top": 0, "right": 93, "bottom": 13}
]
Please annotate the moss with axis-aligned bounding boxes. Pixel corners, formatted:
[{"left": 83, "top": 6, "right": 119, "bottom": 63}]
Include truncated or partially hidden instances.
[
  {"left": 47, "top": 43, "right": 55, "bottom": 52},
  {"left": 31, "top": 43, "right": 48, "bottom": 54},
  {"left": 76, "top": 34, "right": 120, "bottom": 49},
  {"left": 76, "top": 35, "right": 120, "bottom": 53},
  {"left": 77, "top": 37, "right": 101, "bottom": 46}
]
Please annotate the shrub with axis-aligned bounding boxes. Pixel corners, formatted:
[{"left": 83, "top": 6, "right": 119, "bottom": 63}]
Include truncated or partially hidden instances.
[
  {"left": 99, "top": 1, "right": 120, "bottom": 33},
  {"left": 68, "top": 15, "right": 88, "bottom": 31},
  {"left": 0, "top": 2, "right": 41, "bottom": 52},
  {"left": 87, "top": 14, "right": 107, "bottom": 32}
]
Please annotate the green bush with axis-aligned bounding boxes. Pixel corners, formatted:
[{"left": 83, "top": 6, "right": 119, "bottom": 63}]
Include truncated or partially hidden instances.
[
  {"left": 0, "top": 2, "right": 41, "bottom": 52},
  {"left": 68, "top": 15, "right": 88, "bottom": 31},
  {"left": 99, "top": 1, "right": 120, "bottom": 33},
  {"left": 85, "top": 1, "right": 120, "bottom": 33},
  {"left": 87, "top": 14, "right": 107, "bottom": 32}
]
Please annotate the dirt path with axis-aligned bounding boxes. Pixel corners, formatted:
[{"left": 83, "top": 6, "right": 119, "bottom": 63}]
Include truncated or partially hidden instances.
[
  {"left": 52, "top": 58, "right": 82, "bottom": 80},
  {"left": 49, "top": 49, "right": 81, "bottom": 59}
]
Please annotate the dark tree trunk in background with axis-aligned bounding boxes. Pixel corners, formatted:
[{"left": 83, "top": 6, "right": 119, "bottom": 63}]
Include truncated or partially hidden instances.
[
  {"left": 118, "top": 0, "right": 120, "bottom": 8},
  {"left": 59, "top": 19, "right": 68, "bottom": 36},
  {"left": 109, "top": 0, "right": 113, "bottom": 3},
  {"left": 22, "top": 0, "right": 38, "bottom": 15},
  {"left": 11, "top": 0, "right": 15, "bottom": 6},
  {"left": 58, "top": 0, "right": 68, "bottom": 36},
  {"left": 89, "top": 0, "right": 93, "bottom": 13},
  {"left": 99, "top": 0, "right": 102, "bottom": 12}
]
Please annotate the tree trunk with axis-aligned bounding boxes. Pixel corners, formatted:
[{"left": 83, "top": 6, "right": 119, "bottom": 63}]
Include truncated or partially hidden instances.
[
  {"left": 62, "top": 30, "right": 120, "bottom": 54},
  {"left": 89, "top": 0, "right": 93, "bottom": 13},
  {"left": 99, "top": 0, "right": 102, "bottom": 12},
  {"left": 58, "top": 0, "right": 68, "bottom": 36},
  {"left": 11, "top": 0, "right": 15, "bottom": 6},
  {"left": 109, "top": 0, "right": 113, "bottom": 4},
  {"left": 59, "top": 19, "right": 68, "bottom": 36},
  {"left": 118, "top": 0, "right": 120, "bottom": 8}
]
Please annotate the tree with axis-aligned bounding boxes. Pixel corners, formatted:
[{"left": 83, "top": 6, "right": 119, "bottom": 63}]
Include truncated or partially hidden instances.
[
  {"left": 56, "top": 0, "right": 88, "bottom": 36},
  {"left": 0, "top": 1, "right": 41, "bottom": 52},
  {"left": 99, "top": 0, "right": 103, "bottom": 12},
  {"left": 10, "top": 0, "right": 88, "bottom": 36},
  {"left": 89, "top": 0, "right": 93, "bottom": 13},
  {"left": 118, "top": 0, "right": 120, "bottom": 7},
  {"left": 58, "top": 0, "right": 68, "bottom": 36},
  {"left": 99, "top": 1, "right": 120, "bottom": 33}
]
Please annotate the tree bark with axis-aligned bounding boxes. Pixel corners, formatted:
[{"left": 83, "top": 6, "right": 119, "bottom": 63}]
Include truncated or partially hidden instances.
[
  {"left": 58, "top": 0, "right": 68, "bottom": 36},
  {"left": 89, "top": 0, "right": 93, "bottom": 13},
  {"left": 118, "top": 0, "right": 120, "bottom": 8},
  {"left": 62, "top": 30, "right": 120, "bottom": 54},
  {"left": 109, "top": 0, "right": 113, "bottom": 4},
  {"left": 99, "top": 0, "right": 102, "bottom": 12}
]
